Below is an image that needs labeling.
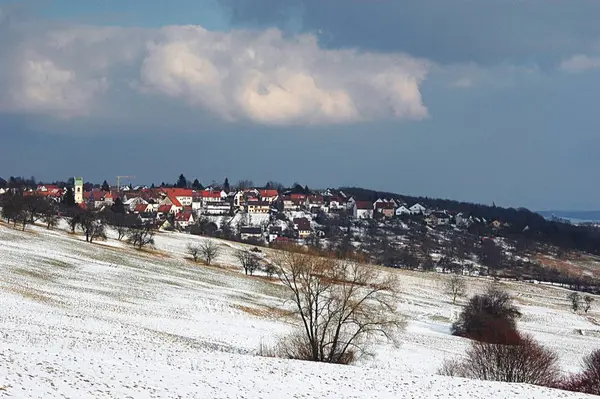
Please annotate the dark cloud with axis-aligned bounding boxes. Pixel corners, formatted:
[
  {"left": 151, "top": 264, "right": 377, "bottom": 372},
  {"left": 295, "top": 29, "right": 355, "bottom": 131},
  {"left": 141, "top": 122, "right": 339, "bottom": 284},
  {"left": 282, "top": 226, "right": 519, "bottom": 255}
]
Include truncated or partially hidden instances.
[{"left": 220, "top": 0, "right": 600, "bottom": 65}]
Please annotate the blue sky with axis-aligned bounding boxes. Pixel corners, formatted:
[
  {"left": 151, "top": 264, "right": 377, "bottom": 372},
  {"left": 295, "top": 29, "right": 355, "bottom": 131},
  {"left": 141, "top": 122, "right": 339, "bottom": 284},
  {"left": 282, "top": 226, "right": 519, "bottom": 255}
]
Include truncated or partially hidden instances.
[{"left": 1, "top": 0, "right": 600, "bottom": 210}]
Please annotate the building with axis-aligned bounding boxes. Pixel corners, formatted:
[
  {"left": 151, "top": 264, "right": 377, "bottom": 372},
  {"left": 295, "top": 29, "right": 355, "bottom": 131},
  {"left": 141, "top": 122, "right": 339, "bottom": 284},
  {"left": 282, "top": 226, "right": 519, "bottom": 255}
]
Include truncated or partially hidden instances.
[
  {"left": 247, "top": 200, "right": 271, "bottom": 214},
  {"left": 353, "top": 201, "right": 374, "bottom": 219},
  {"left": 74, "top": 177, "right": 84, "bottom": 204},
  {"left": 240, "top": 227, "right": 263, "bottom": 241},
  {"left": 268, "top": 226, "right": 282, "bottom": 242},
  {"left": 293, "top": 217, "right": 312, "bottom": 239},
  {"left": 374, "top": 202, "right": 395, "bottom": 218},
  {"left": 409, "top": 203, "right": 427, "bottom": 215},
  {"left": 175, "top": 212, "right": 195, "bottom": 229}
]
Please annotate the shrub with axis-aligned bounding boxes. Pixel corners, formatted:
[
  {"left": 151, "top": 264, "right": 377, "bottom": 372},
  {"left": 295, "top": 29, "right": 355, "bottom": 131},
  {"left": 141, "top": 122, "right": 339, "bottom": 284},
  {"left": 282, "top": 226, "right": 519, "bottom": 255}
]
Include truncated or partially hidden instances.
[
  {"left": 560, "top": 349, "right": 600, "bottom": 395},
  {"left": 451, "top": 284, "right": 521, "bottom": 344},
  {"left": 440, "top": 334, "right": 560, "bottom": 386}
]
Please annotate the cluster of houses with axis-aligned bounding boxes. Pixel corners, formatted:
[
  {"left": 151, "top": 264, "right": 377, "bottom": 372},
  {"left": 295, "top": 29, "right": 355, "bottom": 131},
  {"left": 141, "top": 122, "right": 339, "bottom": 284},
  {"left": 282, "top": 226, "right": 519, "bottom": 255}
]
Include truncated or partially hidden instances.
[{"left": 1, "top": 177, "right": 507, "bottom": 242}]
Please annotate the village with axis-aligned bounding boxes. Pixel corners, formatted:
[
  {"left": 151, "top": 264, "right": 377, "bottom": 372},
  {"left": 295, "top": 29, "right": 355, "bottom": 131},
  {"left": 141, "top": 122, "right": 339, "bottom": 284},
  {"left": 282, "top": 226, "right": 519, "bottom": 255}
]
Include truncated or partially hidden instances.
[{"left": 0, "top": 176, "right": 501, "bottom": 246}]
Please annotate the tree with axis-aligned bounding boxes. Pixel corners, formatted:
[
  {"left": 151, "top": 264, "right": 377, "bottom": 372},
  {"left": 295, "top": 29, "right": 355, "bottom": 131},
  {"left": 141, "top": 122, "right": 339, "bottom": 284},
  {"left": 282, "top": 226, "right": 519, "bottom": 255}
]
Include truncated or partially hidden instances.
[
  {"left": 63, "top": 187, "right": 76, "bottom": 207},
  {"left": 176, "top": 174, "right": 188, "bottom": 188},
  {"left": 452, "top": 284, "right": 521, "bottom": 344},
  {"left": 583, "top": 295, "right": 594, "bottom": 313},
  {"left": 236, "top": 249, "right": 260, "bottom": 275},
  {"left": 42, "top": 204, "right": 60, "bottom": 230},
  {"left": 127, "top": 224, "right": 155, "bottom": 250},
  {"left": 440, "top": 334, "right": 560, "bottom": 386},
  {"left": 568, "top": 292, "right": 581, "bottom": 312},
  {"left": 236, "top": 180, "right": 254, "bottom": 190},
  {"left": 78, "top": 210, "right": 107, "bottom": 243},
  {"left": 223, "top": 177, "right": 230, "bottom": 193},
  {"left": 191, "top": 179, "right": 203, "bottom": 190},
  {"left": 273, "top": 249, "right": 404, "bottom": 364},
  {"left": 443, "top": 274, "right": 468, "bottom": 304},
  {"left": 200, "top": 240, "right": 220, "bottom": 265},
  {"left": 101, "top": 180, "right": 110, "bottom": 192},
  {"left": 111, "top": 197, "right": 125, "bottom": 214},
  {"left": 186, "top": 242, "right": 201, "bottom": 262}
]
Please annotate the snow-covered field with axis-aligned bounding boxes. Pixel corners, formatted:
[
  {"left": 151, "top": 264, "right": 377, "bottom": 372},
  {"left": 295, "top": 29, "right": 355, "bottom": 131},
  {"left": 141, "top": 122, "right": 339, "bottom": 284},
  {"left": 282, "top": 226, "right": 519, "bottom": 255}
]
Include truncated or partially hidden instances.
[{"left": 0, "top": 221, "right": 598, "bottom": 398}]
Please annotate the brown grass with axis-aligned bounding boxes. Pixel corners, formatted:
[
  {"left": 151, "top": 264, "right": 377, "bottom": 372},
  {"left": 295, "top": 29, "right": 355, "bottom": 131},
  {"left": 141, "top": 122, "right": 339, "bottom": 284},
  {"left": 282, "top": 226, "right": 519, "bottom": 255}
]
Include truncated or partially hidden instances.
[
  {"left": 3, "top": 285, "right": 64, "bottom": 307},
  {"left": 234, "top": 304, "right": 294, "bottom": 320}
]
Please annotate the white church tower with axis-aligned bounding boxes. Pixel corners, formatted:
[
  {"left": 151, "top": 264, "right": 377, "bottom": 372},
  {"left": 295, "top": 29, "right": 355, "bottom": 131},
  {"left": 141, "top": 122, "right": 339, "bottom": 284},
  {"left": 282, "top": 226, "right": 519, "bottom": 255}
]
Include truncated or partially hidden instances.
[{"left": 74, "top": 177, "right": 84, "bottom": 204}]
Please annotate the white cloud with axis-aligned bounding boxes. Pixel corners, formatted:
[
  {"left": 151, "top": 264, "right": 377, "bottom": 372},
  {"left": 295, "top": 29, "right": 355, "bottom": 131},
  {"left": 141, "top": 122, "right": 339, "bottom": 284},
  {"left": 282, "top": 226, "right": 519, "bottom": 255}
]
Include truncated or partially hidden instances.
[
  {"left": 0, "top": 22, "right": 430, "bottom": 126},
  {"left": 559, "top": 54, "right": 600, "bottom": 74}
]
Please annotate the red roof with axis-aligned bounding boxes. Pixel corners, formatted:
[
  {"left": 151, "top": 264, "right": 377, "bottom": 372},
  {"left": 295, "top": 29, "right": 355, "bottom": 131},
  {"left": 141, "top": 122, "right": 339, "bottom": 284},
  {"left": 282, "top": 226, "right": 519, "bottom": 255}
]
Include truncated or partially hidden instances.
[
  {"left": 167, "top": 195, "right": 182, "bottom": 207},
  {"left": 162, "top": 188, "right": 193, "bottom": 197},
  {"left": 135, "top": 204, "right": 148, "bottom": 213},
  {"left": 375, "top": 202, "right": 395, "bottom": 210},
  {"left": 158, "top": 205, "right": 173, "bottom": 213},
  {"left": 355, "top": 201, "right": 373, "bottom": 210},
  {"left": 259, "top": 189, "right": 278, "bottom": 198},
  {"left": 175, "top": 212, "right": 193, "bottom": 221},
  {"left": 199, "top": 191, "right": 221, "bottom": 199},
  {"left": 290, "top": 194, "right": 307, "bottom": 200}
]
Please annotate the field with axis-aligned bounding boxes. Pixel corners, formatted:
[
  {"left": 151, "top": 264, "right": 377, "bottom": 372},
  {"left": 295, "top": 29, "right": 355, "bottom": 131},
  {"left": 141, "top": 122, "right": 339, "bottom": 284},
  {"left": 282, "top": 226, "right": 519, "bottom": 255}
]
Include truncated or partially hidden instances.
[{"left": 0, "top": 221, "right": 599, "bottom": 398}]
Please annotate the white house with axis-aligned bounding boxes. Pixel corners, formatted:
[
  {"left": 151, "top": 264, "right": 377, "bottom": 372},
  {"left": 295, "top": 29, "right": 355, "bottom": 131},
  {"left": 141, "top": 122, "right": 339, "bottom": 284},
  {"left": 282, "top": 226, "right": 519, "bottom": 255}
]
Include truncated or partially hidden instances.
[
  {"left": 395, "top": 205, "right": 411, "bottom": 216},
  {"left": 353, "top": 201, "right": 374, "bottom": 219},
  {"left": 409, "top": 203, "right": 427, "bottom": 214},
  {"left": 174, "top": 212, "right": 195, "bottom": 229}
]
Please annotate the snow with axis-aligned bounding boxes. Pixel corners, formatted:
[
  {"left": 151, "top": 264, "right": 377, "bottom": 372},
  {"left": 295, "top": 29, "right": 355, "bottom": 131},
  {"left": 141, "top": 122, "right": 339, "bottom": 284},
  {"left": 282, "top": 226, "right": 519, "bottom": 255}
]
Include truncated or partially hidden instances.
[{"left": 0, "top": 221, "right": 598, "bottom": 398}]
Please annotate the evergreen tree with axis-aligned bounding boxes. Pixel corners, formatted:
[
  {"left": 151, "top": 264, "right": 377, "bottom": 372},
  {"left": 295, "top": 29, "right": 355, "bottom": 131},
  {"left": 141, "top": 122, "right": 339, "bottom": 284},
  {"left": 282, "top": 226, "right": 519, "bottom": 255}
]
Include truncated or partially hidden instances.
[
  {"left": 63, "top": 187, "right": 76, "bottom": 207},
  {"left": 111, "top": 197, "right": 125, "bottom": 214},
  {"left": 192, "top": 179, "right": 203, "bottom": 190},
  {"left": 176, "top": 174, "right": 188, "bottom": 188},
  {"left": 223, "top": 177, "right": 230, "bottom": 193},
  {"left": 101, "top": 180, "right": 110, "bottom": 192},
  {"left": 150, "top": 183, "right": 155, "bottom": 189}
]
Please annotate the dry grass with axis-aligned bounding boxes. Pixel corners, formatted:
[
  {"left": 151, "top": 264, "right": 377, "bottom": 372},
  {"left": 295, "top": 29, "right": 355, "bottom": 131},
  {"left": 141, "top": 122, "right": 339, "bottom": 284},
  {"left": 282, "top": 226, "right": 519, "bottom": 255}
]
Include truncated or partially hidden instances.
[
  {"left": 12, "top": 268, "right": 54, "bottom": 281},
  {"left": 234, "top": 304, "right": 294, "bottom": 320},
  {"left": 3, "top": 285, "right": 64, "bottom": 307}
]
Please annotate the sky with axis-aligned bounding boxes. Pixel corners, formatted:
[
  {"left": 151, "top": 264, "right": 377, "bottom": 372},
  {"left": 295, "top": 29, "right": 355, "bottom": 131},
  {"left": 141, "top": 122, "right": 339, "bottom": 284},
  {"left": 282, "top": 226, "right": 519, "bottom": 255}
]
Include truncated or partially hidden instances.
[{"left": 1, "top": 0, "right": 600, "bottom": 211}]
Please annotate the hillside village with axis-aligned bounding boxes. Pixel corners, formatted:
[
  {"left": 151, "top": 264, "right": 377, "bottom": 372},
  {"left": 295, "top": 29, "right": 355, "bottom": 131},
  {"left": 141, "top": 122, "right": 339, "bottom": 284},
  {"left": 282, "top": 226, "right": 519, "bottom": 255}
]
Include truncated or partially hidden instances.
[{"left": 1, "top": 175, "right": 599, "bottom": 294}]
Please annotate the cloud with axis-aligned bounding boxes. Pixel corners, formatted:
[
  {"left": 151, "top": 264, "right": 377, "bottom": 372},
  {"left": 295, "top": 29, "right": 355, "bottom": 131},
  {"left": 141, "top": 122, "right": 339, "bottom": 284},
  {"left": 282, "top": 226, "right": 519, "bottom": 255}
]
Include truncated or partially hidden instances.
[
  {"left": 0, "top": 16, "right": 429, "bottom": 126},
  {"left": 559, "top": 54, "right": 600, "bottom": 74}
]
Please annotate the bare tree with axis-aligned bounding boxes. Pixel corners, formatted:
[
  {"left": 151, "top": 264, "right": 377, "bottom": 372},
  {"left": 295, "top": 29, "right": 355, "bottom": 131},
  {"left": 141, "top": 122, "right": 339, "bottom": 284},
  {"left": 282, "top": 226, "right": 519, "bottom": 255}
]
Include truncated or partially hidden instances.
[
  {"left": 440, "top": 334, "right": 560, "bottom": 386},
  {"left": 583, "top": 295, "right": 594, "bottom": 313},
  {"left": 562, "top": 349, "right": 600, "bottom": 395},
  {"left": 262, "top": 263, "right": 277, "bottom": 278},
  {"left": 273, "top": 250, "right": 404, "bottom": 364},
  {"left": 568, "top": 292, "right": 581, "bottom": 312},
  {"left": 236, "top": 180, "right": 254, "bottom": 190},
  {"left": 78, "top": 210, "right": 107, "bottom": 243},
  {"left": 127, "top": 224, "right": 155, "bottom": 250},
  {"left": 236, "top": 249, "right": 259, "bottom": 275},
  {"left": 186, "top": 242, "right": 201, "bottom": 262},
  {"left": 443, "top": 274, "right": 468, "bottom": 304},
  {"left": 200, "top": 240, "right": 220, "bottom": 265}
]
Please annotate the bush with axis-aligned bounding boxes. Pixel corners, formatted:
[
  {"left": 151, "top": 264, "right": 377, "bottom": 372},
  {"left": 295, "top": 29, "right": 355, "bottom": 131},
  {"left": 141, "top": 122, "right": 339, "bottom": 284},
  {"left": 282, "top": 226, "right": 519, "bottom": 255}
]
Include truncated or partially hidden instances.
[
  {"left": 451, "top": 284, "right": 521, "bottom": 344},
  {"left": 440, "top": 334, "right": 560, "bottom": 386},
  {"left": 560, "top": 349, "right": 600, "bottom": 395}
]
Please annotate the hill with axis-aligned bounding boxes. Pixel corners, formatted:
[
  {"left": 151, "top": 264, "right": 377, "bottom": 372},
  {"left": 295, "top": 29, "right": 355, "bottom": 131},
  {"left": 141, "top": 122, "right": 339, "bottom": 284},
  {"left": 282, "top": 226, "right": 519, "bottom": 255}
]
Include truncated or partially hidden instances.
[{"left": 0, "top": 221, "right": 599, "bottom": 397}]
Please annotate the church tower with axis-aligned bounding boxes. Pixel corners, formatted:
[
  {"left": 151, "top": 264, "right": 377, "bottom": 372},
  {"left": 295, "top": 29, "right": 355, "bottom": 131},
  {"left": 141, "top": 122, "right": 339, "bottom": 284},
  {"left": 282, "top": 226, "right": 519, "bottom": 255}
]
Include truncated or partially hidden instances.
[{"left": 74, "top": 177, "right": 84, "bottom": 204}]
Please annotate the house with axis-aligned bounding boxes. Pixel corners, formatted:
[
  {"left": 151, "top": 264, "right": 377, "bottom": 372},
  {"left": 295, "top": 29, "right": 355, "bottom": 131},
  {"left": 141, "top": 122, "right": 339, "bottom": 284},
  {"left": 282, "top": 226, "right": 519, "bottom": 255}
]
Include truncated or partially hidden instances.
[
  {"left": 427, "top": 211, "right": 451, "bottom": 226},
  {"left": 240, "top": 227, "right": 263, "bottom": 241},
  {"left": 374, "top": 201, "right": 395, "bottom": 218},
  {"left": 455, "top": 213, "right": 471, "bottom": 227},
  {"left": 346, "top": 197, "right": 356, "bottom": 210},
  {"left": 409, "top": 203, "right": 427, "bottom": 215},
  {"left": 395, "top": 205, "right": 411, "bottom": 216},
  {"left": 157, "top": 204, "right": 177, "bottom": 218},
  {"left": 259, "top": 189, "right": 279, "bottom": 203},
  {"left": 198, "top": 189, "right": 226, "bottom": 204},
  {"left": 201, "top": 201, "right": 231, "bottom": 216},
  {"left": 307, "top": 195, "right": 326, "bottom": 210},
  {"left": 353, "top": 201, "right": 374, "bottom": 219},
  {"left": 160, "top": 195, "right": 184, "bottom": 214},
  {"left": 327, "top": 196, "right": 346, "bottom": 211},
  {"left": 293, "top": 217, "right": 312, "bottom": 239},
  {"left": 268, "top": 226, "right": 282, "bottom": 242},
  {"left": 134, "top": 204, "right": 150, "bottom": 213},
  {"left": 162, "top": 188, "right": 194, "bottom": 206},
  {"left": 282, "top": 194, "right": 306, "bottom": 211},
  {"left": 247, "top": 200, "right": 271, "bottom": 214},
  {"left": 174, "top": 212, "right": 195, "bottom": 229}
]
